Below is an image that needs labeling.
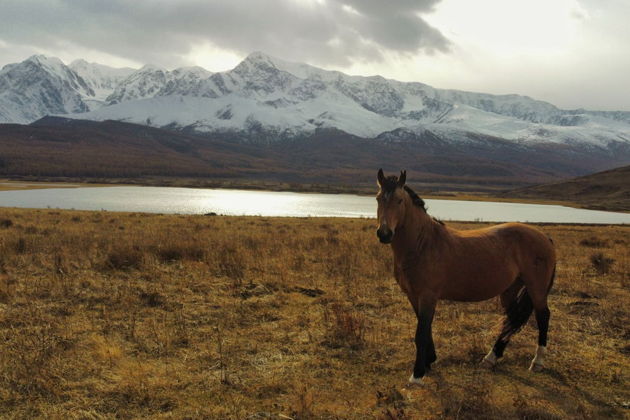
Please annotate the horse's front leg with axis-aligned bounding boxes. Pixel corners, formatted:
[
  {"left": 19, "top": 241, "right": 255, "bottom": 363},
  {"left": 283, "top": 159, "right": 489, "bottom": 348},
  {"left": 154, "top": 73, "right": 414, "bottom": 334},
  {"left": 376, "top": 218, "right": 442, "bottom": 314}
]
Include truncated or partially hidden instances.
[{"left": 410, "top": 297, "right": 436, "bottom": 384}]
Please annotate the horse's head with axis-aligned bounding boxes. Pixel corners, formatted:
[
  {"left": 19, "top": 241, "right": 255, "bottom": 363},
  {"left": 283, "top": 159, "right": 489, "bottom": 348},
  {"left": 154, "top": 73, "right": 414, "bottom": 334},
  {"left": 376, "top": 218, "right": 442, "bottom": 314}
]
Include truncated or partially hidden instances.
[{"left": 376, "top": 168, "right": 407, "bottom": 244}]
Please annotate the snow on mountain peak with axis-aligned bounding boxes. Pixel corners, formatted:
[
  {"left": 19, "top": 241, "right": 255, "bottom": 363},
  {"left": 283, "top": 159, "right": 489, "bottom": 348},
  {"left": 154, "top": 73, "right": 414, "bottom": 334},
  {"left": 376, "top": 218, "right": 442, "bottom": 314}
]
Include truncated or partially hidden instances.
[
  {"left": 67, "top": 60, "right": 135, "bottom": 109},
  {"left": 1, "top": 52, "right": 630, "bottom": 153},
  {"left": 24, "top": 54, "right": 69, "bottom": 77},
  {"left": 172, "top": 66, "right": 212, "bottom": 77},
  {"left": 0, "top": 55, "right": 91, "bottom": 123},
  {"left": 139, "top": 64, "right": 165, "bottom": 72}
]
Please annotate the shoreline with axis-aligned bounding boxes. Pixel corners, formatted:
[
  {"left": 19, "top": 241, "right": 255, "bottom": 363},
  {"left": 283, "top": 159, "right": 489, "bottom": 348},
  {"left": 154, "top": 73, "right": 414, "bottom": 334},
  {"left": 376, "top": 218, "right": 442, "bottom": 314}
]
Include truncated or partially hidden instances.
[
  {"left": 2, "top": 177, "right": 628, "bottom": 214},
  {"left": 0, "top": 206, "right": 627, "bottom": 226},
  {"left": 0, "top": 178, "right": 586, "bottom": 208}
]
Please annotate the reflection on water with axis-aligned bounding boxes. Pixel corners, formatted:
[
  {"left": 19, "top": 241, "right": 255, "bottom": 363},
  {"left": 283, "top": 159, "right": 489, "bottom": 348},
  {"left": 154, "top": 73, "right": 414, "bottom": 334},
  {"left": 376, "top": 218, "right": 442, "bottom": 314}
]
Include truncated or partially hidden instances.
[{"left": 0, "top": 186, "right": 629, "bottom": 224}]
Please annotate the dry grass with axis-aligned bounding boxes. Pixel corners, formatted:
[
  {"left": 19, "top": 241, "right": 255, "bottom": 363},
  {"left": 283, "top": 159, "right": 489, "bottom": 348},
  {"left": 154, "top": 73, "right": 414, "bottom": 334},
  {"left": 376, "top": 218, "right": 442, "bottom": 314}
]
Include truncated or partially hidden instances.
[{"left": 0, "top": 208, "right": 628, "bottom": 419}]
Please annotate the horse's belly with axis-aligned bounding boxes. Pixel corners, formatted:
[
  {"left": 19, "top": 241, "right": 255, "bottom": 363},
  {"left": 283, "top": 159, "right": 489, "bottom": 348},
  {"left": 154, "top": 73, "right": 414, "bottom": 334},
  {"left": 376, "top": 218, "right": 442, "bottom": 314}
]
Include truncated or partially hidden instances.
[
  {"left": 440, "top": 286, "right": 506, "bottom": 302},
  {"left": 440, "top": 270, "right": 517, "bottom": 302}
]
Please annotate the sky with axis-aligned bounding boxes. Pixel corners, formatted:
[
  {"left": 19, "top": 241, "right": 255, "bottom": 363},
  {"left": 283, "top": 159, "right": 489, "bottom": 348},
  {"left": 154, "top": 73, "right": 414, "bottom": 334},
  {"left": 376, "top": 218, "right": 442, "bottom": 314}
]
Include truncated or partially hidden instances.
[{"left": 0, "top": 0, "right": 629, "bottom": 111}]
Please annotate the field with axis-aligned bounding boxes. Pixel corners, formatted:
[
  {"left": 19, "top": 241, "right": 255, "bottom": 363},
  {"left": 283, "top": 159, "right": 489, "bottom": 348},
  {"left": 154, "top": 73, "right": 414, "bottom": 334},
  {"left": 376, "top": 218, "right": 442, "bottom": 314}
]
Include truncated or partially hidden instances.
[{"left": 0, "top": 208, "right": 628, "bottom": 419}]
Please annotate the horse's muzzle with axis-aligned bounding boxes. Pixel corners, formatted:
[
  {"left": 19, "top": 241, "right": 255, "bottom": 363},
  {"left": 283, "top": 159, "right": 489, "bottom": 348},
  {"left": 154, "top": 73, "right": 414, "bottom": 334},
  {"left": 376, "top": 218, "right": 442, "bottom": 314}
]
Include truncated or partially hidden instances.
[{"left": 377, "top": 228, "right": 393, "bottom": 244}]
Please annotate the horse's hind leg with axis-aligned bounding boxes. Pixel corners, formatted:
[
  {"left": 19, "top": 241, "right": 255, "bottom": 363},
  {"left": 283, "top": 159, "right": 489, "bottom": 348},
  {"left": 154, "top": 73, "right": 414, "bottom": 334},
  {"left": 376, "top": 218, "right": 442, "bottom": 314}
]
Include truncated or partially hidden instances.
[
  {"left": 481, "top": 279, "right": 532, "bottom": 368},
  {"left": 526, "top": 264, "right": 555, "bottom": 372},
  {"left": 529, "top": 305, "right": 550, "bottom": 371},
  {"left": 426, "top": 333, "right": 437, "bottom": 370}
]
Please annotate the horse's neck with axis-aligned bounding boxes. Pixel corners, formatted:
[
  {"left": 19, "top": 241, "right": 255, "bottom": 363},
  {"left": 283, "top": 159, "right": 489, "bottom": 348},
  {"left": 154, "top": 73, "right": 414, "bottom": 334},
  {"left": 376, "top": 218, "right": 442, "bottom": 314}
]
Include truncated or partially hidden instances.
[{"left": 392, "top": 205, "right": 441, "bottom": 258}]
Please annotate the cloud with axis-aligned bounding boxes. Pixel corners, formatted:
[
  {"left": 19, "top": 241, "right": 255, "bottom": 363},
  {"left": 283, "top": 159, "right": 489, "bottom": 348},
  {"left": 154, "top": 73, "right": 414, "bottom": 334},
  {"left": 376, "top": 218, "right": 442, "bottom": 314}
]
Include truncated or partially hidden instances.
[{"left": 0, "top": 0, "right": 450, "bottom": 68}]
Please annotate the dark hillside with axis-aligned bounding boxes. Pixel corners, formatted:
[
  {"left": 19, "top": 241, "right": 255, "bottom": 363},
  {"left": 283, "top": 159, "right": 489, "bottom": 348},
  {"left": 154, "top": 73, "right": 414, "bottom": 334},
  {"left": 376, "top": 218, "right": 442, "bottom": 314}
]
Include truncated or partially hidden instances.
[
  {"left": 2, "top": 117, "right": 620, "bottom": 192},
  {"left": 507, "top": 164, "right": 630, "bottom": 211}
]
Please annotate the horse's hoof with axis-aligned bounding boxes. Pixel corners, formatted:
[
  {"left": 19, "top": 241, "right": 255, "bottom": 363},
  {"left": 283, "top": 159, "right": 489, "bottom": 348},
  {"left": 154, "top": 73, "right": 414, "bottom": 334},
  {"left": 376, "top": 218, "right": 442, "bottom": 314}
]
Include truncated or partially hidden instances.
[
  {"left": 408, "top": 374, "right": 425, "bottom": 385},
  {"left": 480, "top": 351, "right": 497, "bottom": 369},
  {"left": 529, "top": 346, "right": 546, "bottom": 372},
  {"left": 480, "top": 358, "right": 496, "bottom": 369}
]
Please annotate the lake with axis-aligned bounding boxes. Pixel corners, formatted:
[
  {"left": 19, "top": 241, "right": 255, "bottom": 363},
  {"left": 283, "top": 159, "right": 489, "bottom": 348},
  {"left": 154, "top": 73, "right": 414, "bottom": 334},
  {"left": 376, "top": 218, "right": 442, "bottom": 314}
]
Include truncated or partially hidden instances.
[{"left": 0, "top": 186, "right": 629, "bottom": 224}]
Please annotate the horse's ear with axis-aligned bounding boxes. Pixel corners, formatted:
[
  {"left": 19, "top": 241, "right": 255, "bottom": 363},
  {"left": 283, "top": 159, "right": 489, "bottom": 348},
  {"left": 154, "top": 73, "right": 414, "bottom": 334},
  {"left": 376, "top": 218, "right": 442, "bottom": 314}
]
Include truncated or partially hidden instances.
[
  {"left": 397, "top": 170, "right": 406, "bottom": 187},
  {"left": 377, "top": 168, "right": 385, "bottom": 187}
]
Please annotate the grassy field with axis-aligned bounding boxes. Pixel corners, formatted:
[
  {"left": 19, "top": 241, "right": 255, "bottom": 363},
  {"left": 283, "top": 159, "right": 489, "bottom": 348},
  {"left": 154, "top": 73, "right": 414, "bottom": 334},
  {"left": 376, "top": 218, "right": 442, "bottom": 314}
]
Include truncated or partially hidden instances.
[{"left": 0, "top": 208, "right": 628, "bottom": 419}]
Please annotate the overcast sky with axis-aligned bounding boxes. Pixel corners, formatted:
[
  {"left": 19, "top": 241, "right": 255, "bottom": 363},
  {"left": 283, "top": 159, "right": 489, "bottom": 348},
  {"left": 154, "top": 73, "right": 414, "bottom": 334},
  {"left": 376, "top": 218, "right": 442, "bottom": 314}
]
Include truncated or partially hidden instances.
[{"left": 1, "top": 0, "right": 628, "bottom": 111}]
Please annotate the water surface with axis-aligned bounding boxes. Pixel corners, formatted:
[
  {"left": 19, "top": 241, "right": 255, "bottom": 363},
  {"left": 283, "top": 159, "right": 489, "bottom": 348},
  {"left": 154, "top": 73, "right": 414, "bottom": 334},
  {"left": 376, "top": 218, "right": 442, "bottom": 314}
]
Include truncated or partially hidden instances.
[{"left": 0, "top": 186, "right": 628, "bottom": 224}]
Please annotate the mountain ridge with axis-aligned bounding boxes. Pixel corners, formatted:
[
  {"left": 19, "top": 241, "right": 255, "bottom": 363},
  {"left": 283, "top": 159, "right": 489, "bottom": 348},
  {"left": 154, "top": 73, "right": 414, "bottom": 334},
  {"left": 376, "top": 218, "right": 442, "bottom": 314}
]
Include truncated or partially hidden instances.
[
  {"left": 0, "top": 116, "right": 573, "bottom": 189},
  {"left": 1, "top": 52, "right": 630, "bottom": 178}
]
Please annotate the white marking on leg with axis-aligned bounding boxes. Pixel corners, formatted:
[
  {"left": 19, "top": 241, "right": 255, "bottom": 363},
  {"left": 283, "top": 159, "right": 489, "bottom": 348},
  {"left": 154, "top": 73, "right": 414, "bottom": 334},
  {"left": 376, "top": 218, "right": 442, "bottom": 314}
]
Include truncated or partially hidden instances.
[
  {"left": 529, "top": 345, "right": 546, "bottom": 372},
  {"left": 480, "top": 349, "right": 497, "bottom": 368},
  {"left": 408, "top": 373, "right": 424, "bottom": 385}
]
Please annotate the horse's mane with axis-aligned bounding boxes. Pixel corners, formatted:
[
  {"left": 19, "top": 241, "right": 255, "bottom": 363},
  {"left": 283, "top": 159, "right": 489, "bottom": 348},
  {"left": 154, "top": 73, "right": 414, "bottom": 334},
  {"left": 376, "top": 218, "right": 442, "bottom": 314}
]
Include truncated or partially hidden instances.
[
  {"left": 405, "top": 185, "right": 444, "bottom": 225},
  {"left": 382, "top": 176, "right": 443, "bottom": 223},
  {"left": 403, "top": 185, "right": 427, "bottom": 212}
]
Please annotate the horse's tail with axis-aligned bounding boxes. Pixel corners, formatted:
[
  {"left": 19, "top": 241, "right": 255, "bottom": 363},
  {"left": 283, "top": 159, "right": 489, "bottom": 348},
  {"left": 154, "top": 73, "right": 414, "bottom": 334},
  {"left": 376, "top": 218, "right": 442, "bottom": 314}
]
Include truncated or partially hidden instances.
[
  {"left": 499, "top": 285, "right": 534, "bottom": 341},
  {"left": 548, "top": 264, "right": 556, "bottom": 294},
  {"left": 547, "top": 236, "right": 556, "bottom": 295}
]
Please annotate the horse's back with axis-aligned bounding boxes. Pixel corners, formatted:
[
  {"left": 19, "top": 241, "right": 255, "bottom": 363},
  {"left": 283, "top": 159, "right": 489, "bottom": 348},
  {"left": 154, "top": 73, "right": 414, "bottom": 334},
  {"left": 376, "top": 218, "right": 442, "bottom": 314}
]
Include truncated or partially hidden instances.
[
  {"left": 493, "top": 223, "right": 554, "bottom": 256},
  {"left": 440, "top": 222, "right": 555, "bottom": 301},
  {"left": 454, "top": 222, "right": 551, "bottom": 251}
]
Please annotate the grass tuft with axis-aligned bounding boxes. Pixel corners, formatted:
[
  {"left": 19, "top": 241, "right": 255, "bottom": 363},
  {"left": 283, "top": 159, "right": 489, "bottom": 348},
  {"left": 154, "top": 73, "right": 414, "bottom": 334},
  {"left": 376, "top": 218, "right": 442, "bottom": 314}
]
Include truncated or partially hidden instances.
[
  {"left": 323, "top": 303, "right": 366, "bottom": 349},
  {"left": 104, "top": 245, "right": 143, "bottom": 270},
  {"left": 590, "top": 252, "right": 614, "bottom": 275},
  {"left": 579, "top": 236, "right": 609, "bottom": 248}
]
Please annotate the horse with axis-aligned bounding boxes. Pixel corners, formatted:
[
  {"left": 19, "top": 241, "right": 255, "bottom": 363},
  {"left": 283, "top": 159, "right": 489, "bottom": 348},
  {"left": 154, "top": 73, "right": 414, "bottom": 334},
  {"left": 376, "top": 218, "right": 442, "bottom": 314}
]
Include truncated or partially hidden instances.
[{"left": 375, "top": 169, "right": 556, "bottom": 384}]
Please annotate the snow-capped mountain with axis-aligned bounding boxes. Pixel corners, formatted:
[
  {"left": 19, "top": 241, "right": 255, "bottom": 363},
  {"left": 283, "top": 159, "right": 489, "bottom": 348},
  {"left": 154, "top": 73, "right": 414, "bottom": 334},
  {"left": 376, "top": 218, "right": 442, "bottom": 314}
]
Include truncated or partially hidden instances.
[
  {"left": 1, "top": 52, "right": 630, "bottom": 154},
  {"left": 105, "top": 64, "right": 213, "bottom": 104},
  {"left": 69, "top": 59, "right": 134, "bottom": 108},
  {"left": 0, "top": 55, "right": 92, "bottom": 123}
]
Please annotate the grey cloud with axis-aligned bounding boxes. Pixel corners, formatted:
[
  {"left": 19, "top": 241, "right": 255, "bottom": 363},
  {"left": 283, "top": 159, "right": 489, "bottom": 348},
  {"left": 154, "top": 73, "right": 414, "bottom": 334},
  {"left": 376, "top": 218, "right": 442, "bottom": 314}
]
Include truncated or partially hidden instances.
[{"left": 0, "top": 0, "right": 450, "bottom": 67}]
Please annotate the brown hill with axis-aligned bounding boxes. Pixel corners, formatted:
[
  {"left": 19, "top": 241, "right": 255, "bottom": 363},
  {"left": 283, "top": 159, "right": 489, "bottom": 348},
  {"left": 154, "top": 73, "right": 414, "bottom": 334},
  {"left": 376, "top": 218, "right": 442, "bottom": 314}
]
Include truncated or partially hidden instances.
[
  {"left": 507, "top": 165, "right": 630, "bottom": 211},
  {"left": 0, "top": 117, "right": 619, "bottom": 193}
]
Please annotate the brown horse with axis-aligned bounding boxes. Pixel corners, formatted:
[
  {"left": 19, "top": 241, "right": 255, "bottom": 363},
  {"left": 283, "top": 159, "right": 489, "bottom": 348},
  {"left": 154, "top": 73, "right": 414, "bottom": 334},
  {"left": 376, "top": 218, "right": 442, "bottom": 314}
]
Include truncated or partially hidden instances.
[{"left": 376, "top": 169, "right": 556, "bottom": 384}]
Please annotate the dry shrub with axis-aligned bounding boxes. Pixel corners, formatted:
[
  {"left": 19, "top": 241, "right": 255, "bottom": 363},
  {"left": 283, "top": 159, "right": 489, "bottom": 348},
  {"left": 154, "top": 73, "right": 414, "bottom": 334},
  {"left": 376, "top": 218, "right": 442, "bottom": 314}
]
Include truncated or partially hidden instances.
[
  {"left": 291, "top": 385, "right": 315, "bottom": 419},
  {"left": 12, "top": 237, "right": 29, "bottom": 254},
  {"left": 112, "top": 360, "right": 175, "bottom": 412},
  {"left": 154, "top": 244, "right": 205, "bottom": 263},
  {"left": 513, "top": 392, "right": 563, "bottom": 420},
  {"left": 378, "top": 407, "right": 410, "bottom": 420},
  {"left": 323, "top": 303, "right": 366, "bottom": 349},
  {"left": 0, "top": 218, "right": 12, "bottom": 228},
  {"left": 590, "top": 252, "right": 614, "bottom": 275},
  {"left": 324, "top": 240, "right": 360, "bottom": 281},
  {"left": 216, "top": 244, "right": 246, "bottom": 282},
  {"left": 376, "top": 387, "right": 405, "bottom": 408},
  {"left": 579, "top": 236, "right": 609, "bottom": 248},
  {"left": 438, "top": 376, "right": 496, "bottom": 419},
  {"left": 104, "top": 246, "right": 143, "bottom": 270},
  {"left": 0, "top": 311, "right": 70, "bottom": 398},
  {"left": 139, "top": 291, "right": 165, "bottom": 308}
]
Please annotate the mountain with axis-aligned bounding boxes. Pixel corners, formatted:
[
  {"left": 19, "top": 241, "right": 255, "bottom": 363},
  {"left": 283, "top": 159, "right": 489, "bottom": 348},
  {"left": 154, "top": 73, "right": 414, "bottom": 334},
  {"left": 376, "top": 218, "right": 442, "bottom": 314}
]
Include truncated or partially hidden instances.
[
  {"left": 68, "top": 59, "right": 134, "bottom": 108},
  {"left": 0, "top": 55, "right": 92, "bottom": 123},
  {"left": 1, "top": 52, "right": 630, "bottom": 178},
  {"left": 71, "top": 52, "right": 630, "bottom": 148},
  {"left": 0, "top": 55, "right": 136, "bottom": 122},
  {"left": 507, "top": 164, "right": 630, "bottom": 211},
  {"left": 0, "top": 117, "right": 569, "bottom": 190}
]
